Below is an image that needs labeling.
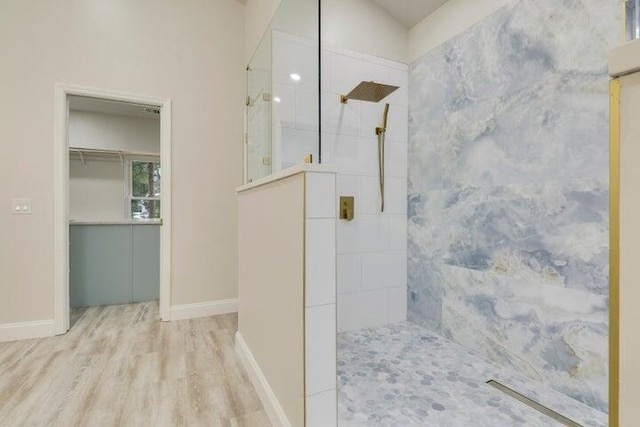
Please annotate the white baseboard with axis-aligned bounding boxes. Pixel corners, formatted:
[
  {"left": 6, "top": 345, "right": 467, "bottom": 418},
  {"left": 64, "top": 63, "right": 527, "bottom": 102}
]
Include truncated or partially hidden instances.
[
  {"left": 170, "top": 298, "right": 238, "bottom": 321},
  {"left": 235, "top": 332, "right": 292, "bottom": 427},
  {"left": 0, "top": 319, "right": 58, "bottom": 343}
]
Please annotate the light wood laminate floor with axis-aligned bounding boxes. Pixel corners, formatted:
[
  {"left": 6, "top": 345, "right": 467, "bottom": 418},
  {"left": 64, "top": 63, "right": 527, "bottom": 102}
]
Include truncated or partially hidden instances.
[{"left": 0, "top": 302, "right": 271, "bottom": 427}]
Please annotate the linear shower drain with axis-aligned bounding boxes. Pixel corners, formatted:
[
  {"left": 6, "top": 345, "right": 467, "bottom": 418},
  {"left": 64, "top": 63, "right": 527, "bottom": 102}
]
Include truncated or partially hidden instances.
[{"left": 486, "top": 380, "right": 583, "bottom": 427}]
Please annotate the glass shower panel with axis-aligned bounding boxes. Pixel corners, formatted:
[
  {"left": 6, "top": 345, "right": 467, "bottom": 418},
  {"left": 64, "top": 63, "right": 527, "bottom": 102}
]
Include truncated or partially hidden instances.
[
  {"left": 245, "top": 0, "right": 320, "bottom": 183},
  {"left": 246, "top": 35, "right": 273, "bottom": 183}
]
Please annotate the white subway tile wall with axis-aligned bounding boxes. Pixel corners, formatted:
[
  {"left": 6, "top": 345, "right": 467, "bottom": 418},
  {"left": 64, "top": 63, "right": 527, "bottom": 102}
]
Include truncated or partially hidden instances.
[
  {"left": 337, "top": 215, "right": 389, "bottom": 254},
  {"left": 306, "top": 173, "right": 337, "bottom": 218},
  {"left": 306, "top": 218, "right": 336, "bottom": 307},
  {"left": 326, "top": 47, "right": 409, "bottom": 333},
  {"left": 305, "top": 304, "right": 337, "bottom": 395},
  {"left": 278, "top": 128, "right": 319, "bottom": 169},
  {"left": 388, "top": 285, "right": 409, "bottom": 323},
  {"left": 337, "top": 288, "right": 389, "bottom": 331},
  {"left": 274, "top": 32, "right": 408, "bottom": 334},
  {"left": 306, "top": 388, "right": 338, "bottom": 427},
  {"left": 388, "top": 215, "right": 408, "bottom": 252},
  {"left": 361, "top": 252, "right": 407, "bottom": 290},
  {"left": 304, "top": 171, "right": 338, "bottom": 427},
  {"left": 272, "top": 32, "right": 320, "bottom": 170},
  {"left": 272, "top": 83, "right": 296, "bottom": 127},
  {"left": 337, "top": 253, "right": 361, "bottom": 294}
]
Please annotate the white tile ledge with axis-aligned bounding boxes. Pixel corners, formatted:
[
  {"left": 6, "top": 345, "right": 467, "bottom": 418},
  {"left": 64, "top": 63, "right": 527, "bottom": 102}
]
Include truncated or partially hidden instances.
[
  {"left": 237, "top": 164, "right": 337, "bottom": 193},
  {"left": 609, "top": 38, "right": 640, "bottom": 77}
]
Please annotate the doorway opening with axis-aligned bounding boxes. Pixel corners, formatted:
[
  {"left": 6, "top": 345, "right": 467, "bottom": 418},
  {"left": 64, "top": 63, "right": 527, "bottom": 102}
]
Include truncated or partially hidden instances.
[{"left": 54, "top": 85, "right": 172, "bottom": 334}]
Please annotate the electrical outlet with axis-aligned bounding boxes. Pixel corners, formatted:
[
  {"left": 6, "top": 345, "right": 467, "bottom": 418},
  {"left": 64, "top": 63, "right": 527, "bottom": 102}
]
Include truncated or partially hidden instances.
[{"left": 11, "top": 198, "right": 32, "bottom": 215}]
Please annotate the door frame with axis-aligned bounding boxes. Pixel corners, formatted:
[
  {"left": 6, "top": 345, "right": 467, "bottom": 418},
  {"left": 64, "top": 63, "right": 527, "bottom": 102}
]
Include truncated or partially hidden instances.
[{"left": 54, "top": 84, "right": 172, "bottom": 333}]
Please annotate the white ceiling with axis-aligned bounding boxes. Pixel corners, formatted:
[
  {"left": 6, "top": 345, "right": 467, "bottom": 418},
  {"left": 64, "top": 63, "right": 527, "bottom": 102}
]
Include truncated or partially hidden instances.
[
  {"left": 369, "top": 0, "right": 448, "bottom": 28},
  {"left": 69, "top": 96, "right": 161, "bottom": 120}
]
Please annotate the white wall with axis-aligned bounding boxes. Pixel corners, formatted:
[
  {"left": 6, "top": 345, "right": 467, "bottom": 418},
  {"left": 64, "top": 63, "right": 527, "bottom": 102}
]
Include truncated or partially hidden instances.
[
  {"left": 238, "top": 174, "right": 306, "bottom": 427},
  {"left": 245, "top": 0, "right": 320, "bottom": 65},
  {"left": 244, "top": 0, "right": 281, "bottom": 63},
  {"left": 69, "top": 111, "right": 160, "bottom": 154},
  {"left": 68, "top": 110, "right": 160, "bottom": 221},
  {"left": 245, "top": 0, "right": 408, "bottom": 64},
  {"left": 0, "top": 0, "right": 245, "bottom": 325},
  {"left": 322, "top": 0, "right": 408, "bottom": 63},
  {"left": 321, "top": 46, "right": 409, "bottom": 331},
  {"left": 69, "top": 158, "right": 126, "bottom": 221},
  {"left": 248, "top": 0, "right": 506, "bottom": 72},
  {"left": 408, "top": 0, "right": 509, "bottom": 62}
]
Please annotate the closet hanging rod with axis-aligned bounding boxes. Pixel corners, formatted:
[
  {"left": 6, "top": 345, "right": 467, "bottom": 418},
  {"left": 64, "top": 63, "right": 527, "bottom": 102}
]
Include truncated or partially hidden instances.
[{"left": 68, "top": 147, "right": 160, "bottom": 158}]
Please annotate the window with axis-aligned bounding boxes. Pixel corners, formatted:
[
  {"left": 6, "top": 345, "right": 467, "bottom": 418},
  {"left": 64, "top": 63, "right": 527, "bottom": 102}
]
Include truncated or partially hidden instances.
[{"left": 129, "top": 159, "right": 161, "bottom": 220}]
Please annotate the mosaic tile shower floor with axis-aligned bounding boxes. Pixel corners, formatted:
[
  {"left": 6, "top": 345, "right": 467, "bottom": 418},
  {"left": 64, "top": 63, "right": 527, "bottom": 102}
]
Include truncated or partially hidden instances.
[{"left": 338, "top": 322, "right": 607, "bottom": 427}]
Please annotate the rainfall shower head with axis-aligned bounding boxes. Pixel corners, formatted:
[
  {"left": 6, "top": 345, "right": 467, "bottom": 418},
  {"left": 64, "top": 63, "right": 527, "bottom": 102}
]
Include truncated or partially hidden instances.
[{"left": 340, "top": 81, "right": 399, "bottom": 104}]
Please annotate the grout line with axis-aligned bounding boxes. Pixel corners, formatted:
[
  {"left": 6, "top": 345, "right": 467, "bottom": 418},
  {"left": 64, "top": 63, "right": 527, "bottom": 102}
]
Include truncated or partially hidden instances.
[
  {"left": 306, "top": 387, "right": 337, "bottom": 398},
  {"left": 337, "top": 286, "right": 405, "bottom": 297},
  {"left": 305, "top": 302, "right": 336, "bottom": 309}
]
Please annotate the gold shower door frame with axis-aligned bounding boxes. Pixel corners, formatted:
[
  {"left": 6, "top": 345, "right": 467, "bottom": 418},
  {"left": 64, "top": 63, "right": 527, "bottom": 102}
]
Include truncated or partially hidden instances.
[{"left": 609, "top": 78, "right": 620, "bottom": 427}]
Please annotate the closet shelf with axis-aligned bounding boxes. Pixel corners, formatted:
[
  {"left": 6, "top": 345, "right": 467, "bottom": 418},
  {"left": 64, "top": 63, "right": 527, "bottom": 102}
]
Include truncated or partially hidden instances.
[{"left": 69, "top": 147, "right": 159, "bottom": 166}]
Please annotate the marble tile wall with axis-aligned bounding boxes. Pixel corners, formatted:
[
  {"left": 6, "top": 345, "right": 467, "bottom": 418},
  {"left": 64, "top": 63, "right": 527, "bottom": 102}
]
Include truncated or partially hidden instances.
[{"left": 407, "top": 0, "right": 620, "bottom": 412}]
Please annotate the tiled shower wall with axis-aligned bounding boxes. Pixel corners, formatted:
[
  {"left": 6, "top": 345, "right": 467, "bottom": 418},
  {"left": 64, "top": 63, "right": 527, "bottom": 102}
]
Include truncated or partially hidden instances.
[
  {"left": 407, "top": 0, "right": 619, "bottom": 412},
  {"left": 321, "top": 46, "right": 408, "bottom": 332},
  {"left": 273, "top": 32, "right": 409, "bottom": 332},
  {"left": 272, "top": 31, "right": 320, "bottom": 170}
]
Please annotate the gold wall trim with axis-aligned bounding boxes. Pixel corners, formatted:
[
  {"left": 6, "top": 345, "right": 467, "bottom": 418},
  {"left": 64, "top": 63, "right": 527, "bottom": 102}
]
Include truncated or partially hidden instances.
[
  {"left": 303, "top": 173, "right": 307, "bottom": 427},
  {"left": 487, "top": 380, "right": 582, "bottom": 426},
  {"left": 609, "top": 78, "right": 620, "bottom": 427}
]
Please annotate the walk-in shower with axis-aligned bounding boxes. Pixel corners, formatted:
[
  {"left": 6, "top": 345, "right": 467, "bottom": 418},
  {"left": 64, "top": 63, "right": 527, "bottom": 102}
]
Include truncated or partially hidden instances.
[
  {"left": 332, "top": 0, "right": 612, "bottom": 424},
  {"left": 240, "top": 0, "right": 613, "bottom": 425}
]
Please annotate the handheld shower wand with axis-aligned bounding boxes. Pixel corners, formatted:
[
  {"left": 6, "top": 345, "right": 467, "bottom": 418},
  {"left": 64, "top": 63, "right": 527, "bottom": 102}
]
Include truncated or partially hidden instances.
[
  {"left": 376, "top": 103, "right": 390, "bottom": 134},
  {"left": 375, "top": 103, "right": 390, "bottom": 213}
]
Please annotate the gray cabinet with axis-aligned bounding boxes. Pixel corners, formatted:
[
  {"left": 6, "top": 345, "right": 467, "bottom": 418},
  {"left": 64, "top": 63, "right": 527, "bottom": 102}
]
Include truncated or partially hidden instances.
[{"left": 70, "top": 224, "right": 160, "bottom": 308}]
